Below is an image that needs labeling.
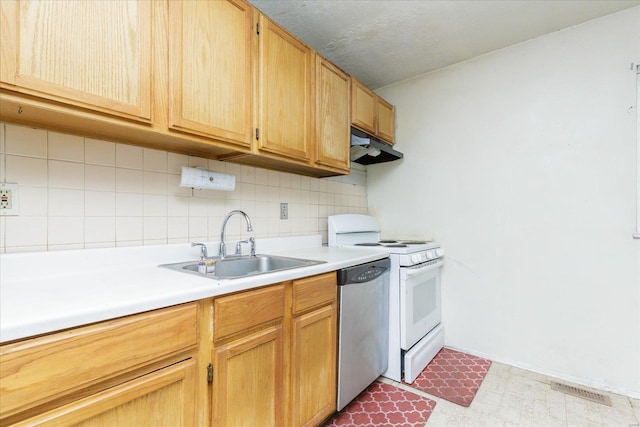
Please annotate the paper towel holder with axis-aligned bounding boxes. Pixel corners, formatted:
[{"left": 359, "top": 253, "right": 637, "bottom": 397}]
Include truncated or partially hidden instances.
[{"left": 180, "top": 166, "right": 236, "bottom": 191}]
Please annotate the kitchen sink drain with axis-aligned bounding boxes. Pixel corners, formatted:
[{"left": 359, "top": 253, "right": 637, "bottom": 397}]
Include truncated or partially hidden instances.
[{"left": 550, "top": 381, "right": 612, "bottom": 406}]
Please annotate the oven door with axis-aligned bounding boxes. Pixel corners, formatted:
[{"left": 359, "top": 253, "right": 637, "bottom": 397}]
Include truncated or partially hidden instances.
[{"left": 399, "top": 260, "right": 443, "bottom": 350}]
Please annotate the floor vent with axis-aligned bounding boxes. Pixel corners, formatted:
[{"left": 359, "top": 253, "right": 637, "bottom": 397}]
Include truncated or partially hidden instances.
[{"left": 550, "top": 381, "right": 612, "bottom": 406}]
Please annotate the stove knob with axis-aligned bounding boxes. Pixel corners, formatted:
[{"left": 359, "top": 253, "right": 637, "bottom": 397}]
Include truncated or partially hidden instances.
[
  {"left": 411, "top": 254, "right": 421, "bottom": 263},
  {"left": 436, "top": 248, "right": 444, "bottom": 257},
  {"left": 426, "top": 250, "right": 434, "bottom": 259}
]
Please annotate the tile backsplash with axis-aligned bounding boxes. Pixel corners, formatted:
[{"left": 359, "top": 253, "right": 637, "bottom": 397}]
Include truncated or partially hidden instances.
[{"left": 0, "top": 123, "right": 367, "bottom": 253}]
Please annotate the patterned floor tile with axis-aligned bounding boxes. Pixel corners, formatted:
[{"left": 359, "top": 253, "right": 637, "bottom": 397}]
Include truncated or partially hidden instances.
[
  {"left": 407, "top": 348, "right": 492, "bottom": 407},
  {"left": 324, "top": 381, "right": 436, "bottom": 427}
]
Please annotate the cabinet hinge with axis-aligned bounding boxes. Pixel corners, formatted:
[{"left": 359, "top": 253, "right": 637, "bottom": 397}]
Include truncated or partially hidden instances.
[
  {"left": 255, "top": 128, "right": 260, "bottom": 140},
  {"left": 256, "top": 22, "right": 260, "bottom": 35},
  {"left": 207, "top": 363, "right": 213, "bottom": 383}
]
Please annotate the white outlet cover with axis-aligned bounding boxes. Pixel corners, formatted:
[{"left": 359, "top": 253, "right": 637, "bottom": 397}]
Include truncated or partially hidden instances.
[{"left": 0, "top": 182, "right": 19, "bottom": 216}]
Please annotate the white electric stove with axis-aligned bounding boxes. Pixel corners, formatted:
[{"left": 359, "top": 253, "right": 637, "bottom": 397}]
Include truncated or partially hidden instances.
[{"left": 328, "top": 214, "right": 445, "bottom": 383}]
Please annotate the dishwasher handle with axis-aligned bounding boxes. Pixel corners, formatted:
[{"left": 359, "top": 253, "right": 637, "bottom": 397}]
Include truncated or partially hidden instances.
[{"left": 337, "top": 258, "right": 390, "bottom": 285}]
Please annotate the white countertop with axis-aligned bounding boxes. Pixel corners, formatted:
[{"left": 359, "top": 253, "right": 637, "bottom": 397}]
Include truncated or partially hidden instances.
[{"left": 0, "top": 236, "right": 389, "bottom": 343}]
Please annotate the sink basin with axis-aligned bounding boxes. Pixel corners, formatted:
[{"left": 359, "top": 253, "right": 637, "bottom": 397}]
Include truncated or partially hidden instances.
[{"left": 160, "top": 255, "right": 325, "bottom": 280}]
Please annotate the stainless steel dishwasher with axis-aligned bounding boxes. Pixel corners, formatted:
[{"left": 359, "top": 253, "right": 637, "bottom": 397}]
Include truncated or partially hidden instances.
[{"left": 336, "top": 257, "right": 390, "bottom": 410}]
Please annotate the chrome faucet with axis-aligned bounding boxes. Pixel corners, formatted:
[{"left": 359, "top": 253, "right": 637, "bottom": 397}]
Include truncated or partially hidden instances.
[
  {"left": 191, "top": 242, "right": 208, "bottom": 259},
  {"left": 219, "top": 210, "right": 253, "bottom": 259}
]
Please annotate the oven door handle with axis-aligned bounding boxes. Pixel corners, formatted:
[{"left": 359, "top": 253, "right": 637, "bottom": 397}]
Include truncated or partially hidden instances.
[{"left": 404, "top": 260, "right": 444, "bottom": 276}]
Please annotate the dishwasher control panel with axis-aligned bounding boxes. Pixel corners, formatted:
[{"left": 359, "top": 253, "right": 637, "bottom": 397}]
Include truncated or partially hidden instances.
[
  {"left": 353, "top": 267, "right": 386, "bottom": 283},
  {"left": 337, "top": 258, "right": 391, "bottom": 286}
]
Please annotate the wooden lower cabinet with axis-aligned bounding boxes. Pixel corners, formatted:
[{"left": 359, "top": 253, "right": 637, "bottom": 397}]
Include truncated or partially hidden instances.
[
  {"left": 210, "top": 272, "right": 337, "bottom": 427},
  {"left": 11, "top": 360, "right": 196, "bottom": 427},
  {"left": 212, "top": 325, "right": 285, "bottom": 426},
  {"left": 0, "top": 273, "right": 337, "bottom": 426},
  {"left": 0, "top": 302, "right": 201, "bottom": 426},
  {"left": 291, "top": 304, "right": 337, "bottom": 426},
  {"left": 211, "top": 283, "right": 286, "bottom": 426}
]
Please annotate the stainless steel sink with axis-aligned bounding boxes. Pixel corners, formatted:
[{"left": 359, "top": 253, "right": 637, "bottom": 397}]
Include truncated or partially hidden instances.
[{"left": 159, "top": 255, "right": 325, "bottom": 280}]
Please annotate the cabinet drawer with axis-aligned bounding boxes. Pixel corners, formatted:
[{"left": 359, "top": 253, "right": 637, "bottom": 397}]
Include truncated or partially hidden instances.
[
  {"left": 0, "top": 302, "right": 198, "bottom": 419},
  {"left": 11, "top": 359, "right": 196, "bottom": 427},
  {"left": 214, "top": 284, "right": 285, "bottom": 341},
  {"left": 292, "top": 272, "right": 336, "bottom": 314}
]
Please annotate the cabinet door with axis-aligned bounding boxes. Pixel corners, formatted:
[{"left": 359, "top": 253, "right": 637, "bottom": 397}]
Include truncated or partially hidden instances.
[
  {"left": 213, "top": 326, "right": 284, "bottom": 426},
  {"left": 377, "top": 97, "right": 396, "bottom": 144},
  {"left": 168, "top": 0, "right": 253, "bottom": 148},
  {"left": 13, "top": 360, "right": 196, "bottom": 427},
  {"left": 258, "top": 15, "right": 313, "bottom": 162},
  {"left": 291, "top": 304, "right": 337, "bottom": 427},
  {"left": 0, "top": 0, "right": 151, "bottom": 122},
  {"left": 315, "top": 56, "right": 350, "bottom": 172},
  {"left": 351, "top": 78, "right": 376, "bottom": 135}
]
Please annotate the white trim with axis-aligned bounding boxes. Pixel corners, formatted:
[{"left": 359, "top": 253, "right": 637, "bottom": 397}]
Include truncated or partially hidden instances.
[{"left": 635, "top": 63, "right": 640, "bottom": 238}]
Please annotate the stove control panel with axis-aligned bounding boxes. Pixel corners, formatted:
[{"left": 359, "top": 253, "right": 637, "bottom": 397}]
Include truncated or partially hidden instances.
[
  {"left": 411, "top": 253, "right": 427, "bottom": 264},
  {"left": 401, "top": 247, "right": 444, "bottom": 267},
  {"left": 411, "top": 249, "right": 443, "bottom": 263}
]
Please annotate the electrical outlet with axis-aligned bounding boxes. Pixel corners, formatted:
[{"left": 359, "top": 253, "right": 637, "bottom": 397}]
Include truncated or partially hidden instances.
[
  {"left": 280, "top": 203, "right": 288, "bottom": 220},
  {"left": 0, "top": 183, "right": 19, "bottom": 216}
]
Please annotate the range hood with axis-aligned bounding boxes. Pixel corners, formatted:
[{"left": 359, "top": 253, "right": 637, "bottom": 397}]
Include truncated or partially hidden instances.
[{"left": 350, "top": 127, "right": 403, "bottom": 165}]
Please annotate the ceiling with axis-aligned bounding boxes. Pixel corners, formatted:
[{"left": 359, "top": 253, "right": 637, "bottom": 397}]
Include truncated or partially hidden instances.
[{"left": 250, "top": 0, "right": 640, "bottom": 89}]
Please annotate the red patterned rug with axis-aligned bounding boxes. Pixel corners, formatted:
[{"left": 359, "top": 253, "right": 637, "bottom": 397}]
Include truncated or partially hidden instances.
[
  {"left": 324, "top": 381, "right": 436, "bottom": 426},
  {"left": 406, "top": 347, "right": 491, "bottom": 407}
]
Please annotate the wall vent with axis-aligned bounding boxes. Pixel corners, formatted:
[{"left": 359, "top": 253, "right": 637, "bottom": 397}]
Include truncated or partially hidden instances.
[{"left": 550, "top": 381, "right": 612, "bottom": 406}]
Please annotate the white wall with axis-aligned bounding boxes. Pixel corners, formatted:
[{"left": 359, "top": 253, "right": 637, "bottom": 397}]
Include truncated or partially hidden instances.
[{"left": 369, "top": 7, "right": 640, "bottom": 396}]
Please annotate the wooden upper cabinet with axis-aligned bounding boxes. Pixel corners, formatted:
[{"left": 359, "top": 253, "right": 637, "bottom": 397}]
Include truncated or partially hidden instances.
[
  {"left": 351, "top": 78, "right": 377, "bottom": 135},
  {"left": 315, "top": 56, "right": 350, "bottom": 172},
  {"left": 168, "top": 0, "right": 253, "bottom": 148},
  {"left": 0, "top": 1, "right": 17, "bottom": 84},
  {"left": 0, "top": 0, "right": 152, "bottom": 122},
  {"left": 257, "top": 14, "right": 313, "bottom": 162},
  {"left": 351, "top": 77, "right": 396, "bottom": 144},
  {"left": 377, "top": 97, "right": 396, "bottom": 144}
]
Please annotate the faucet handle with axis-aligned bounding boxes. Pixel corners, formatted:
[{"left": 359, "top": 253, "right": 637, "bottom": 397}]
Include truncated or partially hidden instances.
[
  {"left": 191, "top": 242, "right": 208, "bottom": 259},
  {"left": 249, "top": 237, "right": 255, "bottom": 257},
  {"left": 234, "top": 240, "right": 246, "bottom": 255},
  {"left": 234, "top": 237, "right": 256, "bottom": 256}
]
